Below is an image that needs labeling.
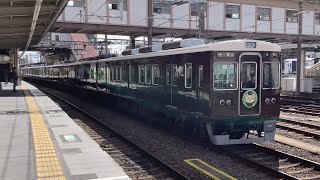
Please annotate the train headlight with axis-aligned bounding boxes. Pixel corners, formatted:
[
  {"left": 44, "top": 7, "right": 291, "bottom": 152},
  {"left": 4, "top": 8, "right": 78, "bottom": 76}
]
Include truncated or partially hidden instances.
[
  {"left": 219, "top": 100, "right": 225, "bottom": 105},
  {"left": 271, "top": 98, "right": 276, "bottom": 103},
  {"left": 226, "top": 100, "right": 232, "bottom": 105},
  {"left": 265, "top": 98, "right": 270, "bottom": 104}
]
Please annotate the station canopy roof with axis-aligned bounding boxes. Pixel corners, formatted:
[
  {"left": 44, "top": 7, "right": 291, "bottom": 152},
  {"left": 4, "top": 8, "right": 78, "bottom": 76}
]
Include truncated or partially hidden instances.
[{"left": 0, "top": 0, "right": 68, "bottom": 49}]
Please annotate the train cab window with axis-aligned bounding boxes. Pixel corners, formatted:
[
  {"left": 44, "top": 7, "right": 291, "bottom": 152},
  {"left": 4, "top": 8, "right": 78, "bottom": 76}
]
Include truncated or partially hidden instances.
[
  {"left": 139, "top": 65, "right": 145, "bottom": 83},
  {"left": 199, "top": 65, "right": 204, "bottom": 88},
  {"left": 145, "top": 64, "right": 152, "bottom": 84},
  {"left": 185, "top": 63, "right": 192, "bottom": 88},
  {"left": 241, "top": 63, "right": 257, "bottom": 89},
  {"left": 263, "top": 62, "right": 280, "bottom": 89},
  {"left": 152, "top": 64, "right": 160, "bottom": 85},
  {"left": 213, "top": 63, "right": 237, "bottom": 90}
]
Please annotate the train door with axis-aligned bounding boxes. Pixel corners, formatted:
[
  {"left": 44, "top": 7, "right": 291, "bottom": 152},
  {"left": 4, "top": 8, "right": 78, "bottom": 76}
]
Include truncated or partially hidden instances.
[{"left": 239, "top": 53, "right": 261, "bottom": 116}]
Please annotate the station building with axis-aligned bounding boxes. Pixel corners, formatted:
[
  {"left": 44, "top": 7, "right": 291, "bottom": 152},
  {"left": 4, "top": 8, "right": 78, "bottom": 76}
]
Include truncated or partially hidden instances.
[{"left": 56, "top": 0, "right": 320, "bottom": 39}]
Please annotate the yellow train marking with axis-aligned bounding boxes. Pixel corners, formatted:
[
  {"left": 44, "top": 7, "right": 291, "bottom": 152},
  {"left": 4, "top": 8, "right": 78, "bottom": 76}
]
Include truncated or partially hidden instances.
[
  {"left": 21, "top": 84, "right": 66, "bottom": 180},
  {"left": 184, "top": 159, "right": 237, "bottom": 180}
]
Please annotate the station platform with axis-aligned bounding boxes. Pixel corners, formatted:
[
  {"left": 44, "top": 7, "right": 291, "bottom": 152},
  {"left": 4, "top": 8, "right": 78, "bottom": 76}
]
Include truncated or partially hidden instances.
[{"left": 0, "top": 82, "right": 130, "bottom": 180}]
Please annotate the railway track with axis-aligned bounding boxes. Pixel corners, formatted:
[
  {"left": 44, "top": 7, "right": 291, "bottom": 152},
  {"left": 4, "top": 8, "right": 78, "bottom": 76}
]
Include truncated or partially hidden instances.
[
  {"left": 40, "top": 87, "right": 189, "bottom": 180},
  {"left": 281, "top": 96, "right": 320, "bottom": 116},
  {"left": 33, "top": 83, "right": 320, "bottom": 180},
  {"left": 223, "top": 144, "right": 320, "bottom": 180},
  {"left": 281, "top": 104, "right": 320, "bottom": 116},
  {"left": 277, "top": 119, "right": 320, "bottom": 140}
]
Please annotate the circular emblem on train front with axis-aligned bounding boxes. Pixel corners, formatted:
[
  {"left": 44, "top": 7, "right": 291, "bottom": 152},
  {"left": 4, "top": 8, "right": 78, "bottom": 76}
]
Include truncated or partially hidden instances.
[{"left": 242, "top": 90, "right": 258, "bottom": 108}]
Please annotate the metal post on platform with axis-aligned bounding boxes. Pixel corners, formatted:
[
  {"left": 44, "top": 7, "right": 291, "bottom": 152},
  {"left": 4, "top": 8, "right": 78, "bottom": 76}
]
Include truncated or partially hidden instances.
[
  {"left": 147, "top": 0, "right": 153, "bottom": 46},
  {"left": 105, "top": 34, "right": 108, "bottom": 57},
  {"left": 13, "top": 48, "right": 21, "bottom": 85},
  {"left": 131, "top": 36, "right": 136, "bottom": 49},
  {"left": 296, "top": 1, "right": 303, "bottom": 95}
]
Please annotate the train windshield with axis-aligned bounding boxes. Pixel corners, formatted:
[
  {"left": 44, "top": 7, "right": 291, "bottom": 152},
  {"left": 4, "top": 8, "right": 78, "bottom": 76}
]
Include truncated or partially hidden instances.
[
  {"left": 263, "top": 62, "right": 280, "bottom": 89},
  {"left": 213, "top": 63, "right": 237, "bottom": 90}
]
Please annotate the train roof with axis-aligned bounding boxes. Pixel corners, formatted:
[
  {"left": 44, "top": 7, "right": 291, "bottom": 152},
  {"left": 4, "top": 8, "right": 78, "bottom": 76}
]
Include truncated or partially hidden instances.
[{"left": 22, "top": 39, "right": 281, "bottom": 69}]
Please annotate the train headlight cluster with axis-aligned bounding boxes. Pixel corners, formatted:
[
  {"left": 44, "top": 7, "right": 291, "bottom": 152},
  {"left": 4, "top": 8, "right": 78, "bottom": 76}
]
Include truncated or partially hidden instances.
[
  {"left": 265, "top": 98, "right": 270, "bottom": 104},
  {"left": 265, "top": 98, "right": 276, "bottom": 104},
  {"left": 219, "top": 100, "right": 232, "bottom": 106}
]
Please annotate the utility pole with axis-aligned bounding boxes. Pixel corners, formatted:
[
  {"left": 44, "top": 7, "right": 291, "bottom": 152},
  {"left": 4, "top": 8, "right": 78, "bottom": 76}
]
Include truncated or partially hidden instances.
[
  {"left": 147, "top": 0, "right": 153, "bottom": 46},
  {"left": 296, "top": 1, "right": 303, "bottom": 95},
  {"left": 197, "top": 1, "right": 206, "bottom": 39},
  {"left": 119, "top": 0, "right": 124, "bottom": 21},
  {"left": 105, "top": 34, "right": 108, "bottom": 57}
]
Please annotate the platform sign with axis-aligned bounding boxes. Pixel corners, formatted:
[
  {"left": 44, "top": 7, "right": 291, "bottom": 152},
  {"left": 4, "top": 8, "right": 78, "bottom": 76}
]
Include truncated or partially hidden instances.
[
  {"left": 64, "top": 135, "right": 77, "bottom": 142},
  {"left": 60, "top": 134, "right": 82, "bottom": 143},
  {"left": 0, "top": 55, "right": 10, "bottom": 64}
]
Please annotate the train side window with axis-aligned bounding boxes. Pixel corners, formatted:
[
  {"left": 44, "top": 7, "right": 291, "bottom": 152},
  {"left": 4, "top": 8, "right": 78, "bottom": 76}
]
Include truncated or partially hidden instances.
[
  {"left": 173, "top": 64, "right": 178, "bottom": 85},
  {"left": 185, "top": 63, "right": 192, "bottom": 88},
  {"left": 139, "top": 65, "right": 145, "bottom": 83},
  {"left": 166, "top": 64, "right": 171, "bottom": 85},
  {"left": 199, "top": 65, "right": 204, "bottom": 88},
  {"left": 121, "top": 65, "right": 126, "bottom": 82},
  {"left": 129, "top": 65, "right": 136, "bottom": 83},
  {"left": 166, "top": 64, "right": 177, "bottom": 85},
  {"left": 152, "top": 64, "right": 160, "bottom": 85},
  {"left": 145, "top": 64, "right": 152, "bottom": 84},
  {"left": 213, "top": 63, "right": 237, "bottom": 90},
  {"left": 115, "top": 66, "right": 120, "bottom": 81}
]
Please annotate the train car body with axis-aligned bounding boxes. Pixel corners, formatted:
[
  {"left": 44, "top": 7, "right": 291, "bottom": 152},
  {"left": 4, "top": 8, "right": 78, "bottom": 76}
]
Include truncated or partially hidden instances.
[
  {"left": 22, "top": 39, "right": 281, "bottom": 145},
  {"left": 283, "top": 57, "right": 319, "bottom": 75}
]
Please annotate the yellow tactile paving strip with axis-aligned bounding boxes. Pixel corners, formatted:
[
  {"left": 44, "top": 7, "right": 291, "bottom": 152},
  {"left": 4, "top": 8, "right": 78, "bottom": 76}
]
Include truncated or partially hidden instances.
[{"left": 21, "top": 84, "right": 66, "bottom": 180}]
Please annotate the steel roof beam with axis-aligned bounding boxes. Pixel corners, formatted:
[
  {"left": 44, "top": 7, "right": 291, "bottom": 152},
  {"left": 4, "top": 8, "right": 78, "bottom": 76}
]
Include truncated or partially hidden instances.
[{"left": 0, "top": 5, "right": 58, "bottom": 16}]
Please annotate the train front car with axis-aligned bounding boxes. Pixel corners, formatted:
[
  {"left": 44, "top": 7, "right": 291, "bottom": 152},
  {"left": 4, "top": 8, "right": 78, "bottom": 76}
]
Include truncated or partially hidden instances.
[{"left": 207, "top": 40, "right": 281, "bottom": 145}]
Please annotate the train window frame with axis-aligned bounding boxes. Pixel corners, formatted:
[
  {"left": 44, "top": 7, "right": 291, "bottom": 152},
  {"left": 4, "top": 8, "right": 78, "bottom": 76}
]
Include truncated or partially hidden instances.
[
  {"left": 262, "top": 62, "right": 280, "bottom": 89},
  {"left": 109, "top": 0, "right": 128, "bottom": 11},
  {"left": 185, "top": 63, "right": 192, "bottom": 89},
  {"left": 166, "top": 64, "right": 171, "bottom": 85},
  {"left": 241, "top": 62, "right": 258, "bottom": 90},
  {"left": 316, "top": 13, "right": 320, "bottom": 25},
  {"left": 166, "top": 64, "right": 177, "bottom": 85},
  {"left": 152, "top": 64, "right": 160, "bottom": 85},
  {"left": 199, "top": 65, "right": 204, "bottom": 88},
  {"left": 129, "top": 65, "right": 136, "bottom": 83},
  {"left": 213, "top": 62, "right": 238, "bottom": 91},
  {"left": 286, "top": 10, "right": 298, "bottom": 23},
  {"left": 257, "top": 7, "right": 271, "bottom": 21},
  {"left": 145, "top": 64, "right": 152, "bottom": 84},
  {"left": 138, "top": 65, "right": 145, "bottom": 84},
  {"left": 226, "top": 4, "right": 240, "bottom": 19}
]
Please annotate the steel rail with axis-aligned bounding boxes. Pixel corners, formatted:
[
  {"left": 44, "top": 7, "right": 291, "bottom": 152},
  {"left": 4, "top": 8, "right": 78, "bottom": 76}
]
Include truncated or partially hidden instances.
[
  {"left": 221, "top": 144, "right": 320, "bottom": 180},
  {"left": 277, "top": 118, "right": 320, "bottom": 139}
]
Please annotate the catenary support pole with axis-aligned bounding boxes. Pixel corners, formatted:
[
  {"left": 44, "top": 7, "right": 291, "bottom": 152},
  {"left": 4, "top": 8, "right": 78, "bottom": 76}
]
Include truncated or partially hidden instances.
[
  {"left": 147, "top": 0, "right": 153, "bottom": 46},
  {"left": 131, "top": 36, "right": 136, "bottom": 49},
  {"left": 296, "top": 1, "right": 303, "bottom": 95}
]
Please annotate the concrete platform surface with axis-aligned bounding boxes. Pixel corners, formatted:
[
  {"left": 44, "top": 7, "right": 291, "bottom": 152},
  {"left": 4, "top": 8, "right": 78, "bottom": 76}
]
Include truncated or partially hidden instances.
[{"left": 0, "top": 82, "right": 131, "bottom": 180}]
